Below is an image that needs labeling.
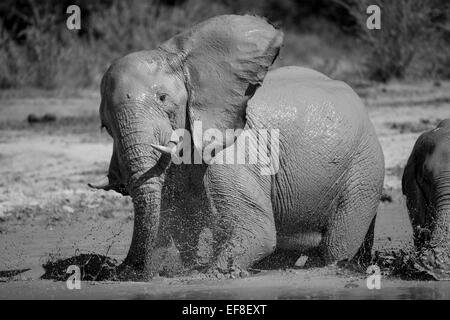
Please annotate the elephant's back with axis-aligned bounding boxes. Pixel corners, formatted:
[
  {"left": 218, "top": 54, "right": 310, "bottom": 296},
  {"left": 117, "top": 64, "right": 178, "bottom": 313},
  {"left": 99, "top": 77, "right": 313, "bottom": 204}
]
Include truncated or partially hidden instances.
[
  {"left": 265, "top": 66, "right": 330, "bottom": 82},
  {"left": 247, "top": 66, "right": 371, "bottom": 157},
  {"left": 249, "top": 66, "right": 370, "bottom": 130},
  {"left": 247, "top": 66, "right": 376, "bottom": 233}
]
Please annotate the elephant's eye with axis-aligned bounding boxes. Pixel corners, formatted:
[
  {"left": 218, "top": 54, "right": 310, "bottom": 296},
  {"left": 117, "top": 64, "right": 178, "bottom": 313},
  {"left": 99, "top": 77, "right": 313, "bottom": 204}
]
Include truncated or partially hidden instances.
[{"left": 158, "top": 93, "right": 167, "bottom": 103}]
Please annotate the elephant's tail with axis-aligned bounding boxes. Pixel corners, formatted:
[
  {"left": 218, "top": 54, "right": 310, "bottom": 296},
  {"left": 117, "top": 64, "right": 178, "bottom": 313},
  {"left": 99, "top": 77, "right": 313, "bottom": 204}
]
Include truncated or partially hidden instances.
[{"left": 276, "top": 232, "right": 322, "bottom": 251}]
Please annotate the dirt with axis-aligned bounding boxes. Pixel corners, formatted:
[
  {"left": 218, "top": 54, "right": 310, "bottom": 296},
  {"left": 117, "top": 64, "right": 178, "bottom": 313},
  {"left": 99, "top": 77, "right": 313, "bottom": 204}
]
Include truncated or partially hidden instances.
[{"left": 1, "top": 82, "right": 450, "bottom": 299}]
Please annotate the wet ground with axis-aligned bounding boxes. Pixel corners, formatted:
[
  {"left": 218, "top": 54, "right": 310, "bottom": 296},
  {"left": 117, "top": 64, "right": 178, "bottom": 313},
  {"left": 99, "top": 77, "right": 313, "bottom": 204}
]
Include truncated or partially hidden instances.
[
  {"left": 1, "top": 81, "right": 450, "bottom": 299},
  {"left": 1, "top": 271, "right": 450, "bottom": 299}
]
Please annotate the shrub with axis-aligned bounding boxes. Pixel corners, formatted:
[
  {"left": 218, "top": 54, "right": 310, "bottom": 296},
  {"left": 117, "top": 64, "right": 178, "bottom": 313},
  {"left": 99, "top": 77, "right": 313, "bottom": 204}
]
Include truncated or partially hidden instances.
[
  {"left": 0, "top": 0, "right": 448, "bottom": 88},
  {"left": 0, "top": 20, "right": 28, "bottom": 88},
  {"left": 337, "top": 0, "right": 447, "bottom": 82},
  {"left": 0, "top": 0, "right": 229, "bottom": 90}
]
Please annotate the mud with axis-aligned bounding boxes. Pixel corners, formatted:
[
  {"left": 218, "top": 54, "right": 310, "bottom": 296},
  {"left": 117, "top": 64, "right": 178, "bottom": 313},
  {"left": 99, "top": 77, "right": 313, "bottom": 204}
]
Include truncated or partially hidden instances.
[{"left": 1, "top": 82, "right": 450, "bottom": 299}]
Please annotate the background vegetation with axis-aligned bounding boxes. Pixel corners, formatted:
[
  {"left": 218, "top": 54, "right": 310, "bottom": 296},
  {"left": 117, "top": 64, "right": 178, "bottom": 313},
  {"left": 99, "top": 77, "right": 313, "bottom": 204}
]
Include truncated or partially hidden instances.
[{"left": 0, "top": 0, "right": 448, "bottom": 90}]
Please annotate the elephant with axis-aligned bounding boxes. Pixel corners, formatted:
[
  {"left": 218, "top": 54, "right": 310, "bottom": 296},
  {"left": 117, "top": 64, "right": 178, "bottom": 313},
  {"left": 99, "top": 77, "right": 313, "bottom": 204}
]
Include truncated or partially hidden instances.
[
  {"left": 402, "top": 119, "right": 450, "bottom": 266},
  {"left": 89, "top": 15, "right": 385, "bottom": 279}
]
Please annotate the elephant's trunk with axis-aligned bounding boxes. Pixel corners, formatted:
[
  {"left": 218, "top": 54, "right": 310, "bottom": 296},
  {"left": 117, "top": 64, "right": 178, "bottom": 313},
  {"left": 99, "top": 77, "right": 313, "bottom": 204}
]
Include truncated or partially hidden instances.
[
  {"left": 121, "top": 151, "right": 171, "bottom": 278},
  {"left": 113, "top": 108, "right": 172, "bottom": 278},
  {"left": 123, "top": 180, "right": 163, "bottom": 272},
  {"left": 431, "top": 173, "right": 450, "bottom": 251}
]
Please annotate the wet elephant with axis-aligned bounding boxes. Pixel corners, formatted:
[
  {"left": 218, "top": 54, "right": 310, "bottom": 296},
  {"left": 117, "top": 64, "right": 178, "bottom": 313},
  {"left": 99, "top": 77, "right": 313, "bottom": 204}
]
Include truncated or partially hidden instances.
[
  {"left": 403, "top": 119, "right": 450, "bottom": 268},
  {"left": 89, "top": 15, "right": 385, "bottom": 279}
]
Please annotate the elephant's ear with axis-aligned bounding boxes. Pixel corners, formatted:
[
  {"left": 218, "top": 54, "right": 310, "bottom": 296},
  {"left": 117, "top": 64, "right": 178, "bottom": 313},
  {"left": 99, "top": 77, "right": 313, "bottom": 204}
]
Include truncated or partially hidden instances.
[{"left": 160, "top": 15, "right": 283, "bottom": 151}]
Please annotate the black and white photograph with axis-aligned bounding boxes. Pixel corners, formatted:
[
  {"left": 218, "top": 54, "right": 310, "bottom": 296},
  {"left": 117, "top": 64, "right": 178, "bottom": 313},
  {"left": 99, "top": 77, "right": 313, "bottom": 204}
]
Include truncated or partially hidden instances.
[{"left": 0, "top": 0, "right": 449, "bottom": 303}]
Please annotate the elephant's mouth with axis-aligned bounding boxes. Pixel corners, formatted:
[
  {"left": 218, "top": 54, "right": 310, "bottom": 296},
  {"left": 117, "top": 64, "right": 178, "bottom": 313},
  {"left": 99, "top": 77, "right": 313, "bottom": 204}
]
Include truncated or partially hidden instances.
[
  {"left": 89, "top": 144, "right": 173, "bottom": 196},
  {"left": 126, "top": 151, "right": 173, "bottom": 195},
  {"left": 113, "top": 183, "right": 129, "bottom": 196}
]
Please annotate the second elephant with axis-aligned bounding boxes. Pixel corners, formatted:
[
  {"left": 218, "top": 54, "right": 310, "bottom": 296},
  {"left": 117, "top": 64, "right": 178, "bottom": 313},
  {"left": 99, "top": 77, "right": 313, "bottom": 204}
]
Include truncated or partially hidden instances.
[{"left": 403, "top": 119, "right": 450, "bottom": 266}]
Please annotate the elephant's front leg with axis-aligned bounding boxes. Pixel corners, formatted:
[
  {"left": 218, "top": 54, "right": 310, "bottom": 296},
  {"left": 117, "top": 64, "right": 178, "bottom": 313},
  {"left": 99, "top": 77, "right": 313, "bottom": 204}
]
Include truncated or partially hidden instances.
[
  {"left": 161, "top": 164, "right": 210, "bottom": 270},
  {"left": 205, "top": 165, "right": 276, "bottom": 273}
]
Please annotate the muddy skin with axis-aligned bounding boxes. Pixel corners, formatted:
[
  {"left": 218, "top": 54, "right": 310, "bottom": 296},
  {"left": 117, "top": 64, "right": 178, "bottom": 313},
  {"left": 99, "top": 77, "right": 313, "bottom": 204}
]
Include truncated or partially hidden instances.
[{"left": 86, "top": 15, "right": 385, "bottom": 280}]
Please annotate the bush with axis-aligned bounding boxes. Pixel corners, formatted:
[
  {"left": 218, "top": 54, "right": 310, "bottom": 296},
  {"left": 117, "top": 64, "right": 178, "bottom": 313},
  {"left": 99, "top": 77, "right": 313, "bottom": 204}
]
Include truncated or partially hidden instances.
[
  {"left": 90, "top": 0, "right": 227, "bottom": 60},
  {"left": 0, "top": 23, "right": 28, "bottom": 88},
  {"left": 0, "top": 0, "right": 228, "bottom": 90},
  {"left": 0, "top": 0, "right": 448, "bottom": 88},
  {"left": 0, "top": 2, "right": 100, "bottom": 89},
  {"left": 338, "top": 0, "right": 448, "bottom": 82}
]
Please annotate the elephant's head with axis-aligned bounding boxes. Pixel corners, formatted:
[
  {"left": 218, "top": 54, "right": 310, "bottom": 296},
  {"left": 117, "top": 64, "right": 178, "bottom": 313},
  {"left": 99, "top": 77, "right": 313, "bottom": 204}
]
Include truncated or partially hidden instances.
[
  {"left": 89, "top": 15, "right": 283, "bottom": 276},
  {"left": 403, "top": 119, "right": 450, "bottom": 252}
]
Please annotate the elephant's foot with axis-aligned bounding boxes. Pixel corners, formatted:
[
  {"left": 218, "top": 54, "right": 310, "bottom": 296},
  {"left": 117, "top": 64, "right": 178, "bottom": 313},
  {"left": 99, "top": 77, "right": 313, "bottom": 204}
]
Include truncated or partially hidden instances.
[
  {"left": 203, "top": 265, "right": 250, "bottom": 280},
  {"left": 169, "top": 265, "right": 249, "bottom": 281},
  {"left": 116, "top": 245, "right": 184, "bottom": 281},
  {"left": 115, "top": 263, "right": 155, "bottom": 281},
  {"left": 201, "top": 231, "right": 276, "bottom": 276},
  {"left": 184, "top": 254, "right": 252, "bottom": 279}
]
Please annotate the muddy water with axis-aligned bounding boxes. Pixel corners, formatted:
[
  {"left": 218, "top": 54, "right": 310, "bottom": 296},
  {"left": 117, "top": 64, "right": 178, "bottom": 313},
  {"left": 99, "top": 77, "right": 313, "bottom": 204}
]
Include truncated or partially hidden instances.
[
  {"left": 1, "top": 191, "right": 448, "bottom": 300},
  {"left": 1, "top": 276, "right": 449, "bottom": 299},
  {"left": 374, "top": 195, "right": 414, "bottom": 252},
  {"left": 0, "top": 191, "right": 414, "bottom": 266}
]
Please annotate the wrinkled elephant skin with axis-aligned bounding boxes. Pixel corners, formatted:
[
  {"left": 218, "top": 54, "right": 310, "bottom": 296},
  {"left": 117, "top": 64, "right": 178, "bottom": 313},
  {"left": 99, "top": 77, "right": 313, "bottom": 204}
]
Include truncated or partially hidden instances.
[{"left": 90, "top": 15, "right": 385, "bottom": 279}]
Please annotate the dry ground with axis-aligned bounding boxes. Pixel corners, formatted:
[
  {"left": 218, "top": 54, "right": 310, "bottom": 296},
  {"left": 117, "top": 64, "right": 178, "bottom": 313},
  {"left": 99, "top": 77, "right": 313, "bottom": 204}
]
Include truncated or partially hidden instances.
[{"left": 0, "top": 81, "right": 450, "bottom": 299}]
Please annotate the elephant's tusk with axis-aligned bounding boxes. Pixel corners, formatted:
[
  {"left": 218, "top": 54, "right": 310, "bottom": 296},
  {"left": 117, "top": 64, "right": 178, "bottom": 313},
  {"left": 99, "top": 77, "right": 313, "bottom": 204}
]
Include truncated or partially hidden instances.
[
  {"left": 150, "top": 143, "right": 176, "bottom": 155},
  {"left": 88, "top": 176, "right": 111, "bottom": 189}
]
